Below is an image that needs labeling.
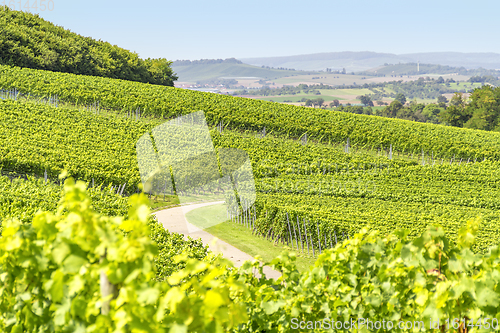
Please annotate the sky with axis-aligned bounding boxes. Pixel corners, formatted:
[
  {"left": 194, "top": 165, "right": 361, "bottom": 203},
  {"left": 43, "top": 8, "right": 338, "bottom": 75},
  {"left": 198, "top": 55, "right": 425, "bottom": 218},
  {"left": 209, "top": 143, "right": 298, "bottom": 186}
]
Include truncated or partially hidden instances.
[{"left": 28, "top": 0, "right": 500, "bottom": 61}]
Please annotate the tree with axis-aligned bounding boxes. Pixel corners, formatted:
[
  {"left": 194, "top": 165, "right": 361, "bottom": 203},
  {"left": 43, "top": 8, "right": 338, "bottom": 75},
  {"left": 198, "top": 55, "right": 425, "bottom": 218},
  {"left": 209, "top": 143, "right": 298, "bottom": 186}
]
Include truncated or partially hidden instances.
[
  {"left": 143, "top": 58, "right": 178, "bottom": 86},
  {"left": 305, "top": 99, "right": 313, "bottom": 107},
  {"left": 436, "top": 76, "right": 445, "bottom": 84},
  {"left": 379, "top": 100, "right": 403, "bottom": 118},
  {"left": 438, "top": 92, "right": 472, "bottom": 127},
  {"left": 314, "top": 98, "right": 325, "bottom": 108},
  {"left": 331, "top": 99, "right": 340, "bottom": 107},
  {"left": 463, "top": 85, "right": 500, "bottom": 131},
  {"left": 450, "top": 92, "right": 466, "bottom": 107},
  {"left": 422, "top": 104, "right": 443, "bottom": 123},
  {"left": 394, "top": 93, "right": 407, "bottom": 105},
  {"left": 437, "top": 95, "right": 448, "bottom": 104},
  {"left": 0, "top": 8, "right": 178, "bottom": 86},
  {"left": 359, "top": 95, "right": 372, "bottom": 106}
]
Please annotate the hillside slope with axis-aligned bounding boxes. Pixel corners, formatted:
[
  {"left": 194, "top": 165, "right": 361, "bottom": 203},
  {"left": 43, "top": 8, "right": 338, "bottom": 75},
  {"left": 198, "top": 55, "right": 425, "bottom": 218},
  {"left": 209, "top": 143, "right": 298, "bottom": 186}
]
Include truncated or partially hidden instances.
[
  {"left": 2, "top": 73, "right": 500, "bottom": 254},
  {"left": 2, "top": 65, "right": 500, "bottom": 161},
  {"left": 0, "top": 7, "right": 177, "bottom": 85},
  {"left": 172, "top": 58, "right": 312, "bottom": 82}
]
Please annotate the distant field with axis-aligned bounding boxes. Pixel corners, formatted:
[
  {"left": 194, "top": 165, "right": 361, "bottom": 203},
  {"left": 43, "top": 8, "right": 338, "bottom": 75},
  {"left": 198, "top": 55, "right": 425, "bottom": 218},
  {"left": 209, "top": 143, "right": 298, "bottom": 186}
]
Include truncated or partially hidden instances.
[
  {"left": 250, "top": 73, "right": 476, "bottom": 91},
  {"left": 448, "top": 82, "right": 482, "bottom": 89},
  {"left": 273, "top": 73, "right": 373, "bottom": 87},
  {"left": 329, "top": 88, "right": 373, "bottom": 95},
  {"left": 255, "top": 94, "right": 345, "bottom": 103},
  {"left": 248, "top": 88, "right": 374, "bottom": 104},
  {"left": 244, "top": 84, "right": 470, "bottom": 105},
  {"left": 175, "top": 62, "right": 483, "bottom": 106}
]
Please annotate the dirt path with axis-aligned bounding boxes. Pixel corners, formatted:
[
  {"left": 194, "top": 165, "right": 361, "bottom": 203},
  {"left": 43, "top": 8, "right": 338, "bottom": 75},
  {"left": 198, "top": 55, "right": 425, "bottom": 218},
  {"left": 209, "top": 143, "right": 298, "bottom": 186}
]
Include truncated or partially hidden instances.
[{"left": 152, "top": 202, "right": 281, "bottom": 279}]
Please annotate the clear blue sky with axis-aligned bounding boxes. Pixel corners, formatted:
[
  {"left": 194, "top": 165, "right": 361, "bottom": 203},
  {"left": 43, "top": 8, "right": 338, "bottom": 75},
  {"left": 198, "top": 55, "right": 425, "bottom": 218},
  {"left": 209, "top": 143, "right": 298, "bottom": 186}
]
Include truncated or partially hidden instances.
[{"left": 32, "top": 0, "right": 500, "bottom": 61}]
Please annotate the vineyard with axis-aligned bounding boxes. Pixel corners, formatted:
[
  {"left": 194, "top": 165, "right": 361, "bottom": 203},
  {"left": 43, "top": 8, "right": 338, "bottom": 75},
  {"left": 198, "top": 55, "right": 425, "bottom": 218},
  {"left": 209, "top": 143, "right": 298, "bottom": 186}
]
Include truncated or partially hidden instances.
[
  {"left": 0, "top": 98, "right": 152, "bottom": 194},
  {"left": 2, "top": 63, "right": 500, "bottom": 331},
  {"left": 2, "top": 64, "right": 500, "bottom": 160},
  {"left": 0, "top": 173, "right": 128, "bottom": 225}
]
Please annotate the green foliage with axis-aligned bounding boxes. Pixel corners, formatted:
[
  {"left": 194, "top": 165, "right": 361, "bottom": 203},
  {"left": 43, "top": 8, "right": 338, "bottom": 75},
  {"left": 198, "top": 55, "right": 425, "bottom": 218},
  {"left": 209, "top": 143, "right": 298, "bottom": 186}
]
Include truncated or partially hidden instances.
[
  {"left": 313, "top": 97, "right": 324, "bottom": 108},
  {"left": 422, "top": 103, "right": 444, "bottom": 124},
  {"left": 3, "top": 176, "right": 500, "bottom": 331},
  {"left": 464, "top": 85, "right": 500, "bottom": 131},
  {"left": 238, "top": 83, "right": 334, "bottom": 97},
  {"left": 0, "top": 7, "right": 177, "bottom": 86},
  {"left": 329, "top": 99, "right": 340, "bottom": 108},
  {"left": 358, "top": 94, "right": 373, "bottom": 106},
  {"left": 380, "top": 100, "right": 403, "bottom": 117},
  {"left": 336, "top": 104, "right": 368, "bottom": 115},
  {"left": 0, "top": 174, "right": 128, "bottom": 230},
  {"left": 439, "top": 92, "right": 472, "bottom": 127},
  {"left": 469, "top": 75, "right": 500, "bottom": 86},
  {"left": 369, "top": 78, "right": 473, "bottom": 101},
  {"left": 0, "top": 178, "right": 247, "bottom": 332},
  {"left": 0, "top": 173, "right": 211, "bottom": 284},
  {"left": 0, "top": 99, "right": 150, "bottom": 193},
  {"left": 394, "top": 93, "right": 407, "bottom": 105},
  {"left": 439, "top": 86, "right": 500, "bottom": 131},
  {"left": 214, "top": 130, "right": 500, "bottom": 254},
  {"left": 252, "top": 219, "right": 500, "bottom": 333},
  {"left": 437, "top": 95, "right": 448, "bottom": 104},
  {"left": 148, "top": 217, "right": 210, "bottom": 283}
]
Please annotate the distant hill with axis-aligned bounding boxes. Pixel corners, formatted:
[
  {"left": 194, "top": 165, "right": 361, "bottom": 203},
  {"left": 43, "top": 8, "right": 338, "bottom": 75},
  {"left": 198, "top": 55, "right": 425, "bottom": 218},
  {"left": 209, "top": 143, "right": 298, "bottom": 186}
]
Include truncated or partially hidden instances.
[
  {"left": 240, "top": 51, "right": 500, "bottom": 72},
  {"left": 358, "top": 63, "right": 500, "bottom": 77},
  {"left": 0, "top": 7, "right": 177, "bottom": 86},
  {"left": 171, "top": 58, "right": 315, "bottom": 82}
]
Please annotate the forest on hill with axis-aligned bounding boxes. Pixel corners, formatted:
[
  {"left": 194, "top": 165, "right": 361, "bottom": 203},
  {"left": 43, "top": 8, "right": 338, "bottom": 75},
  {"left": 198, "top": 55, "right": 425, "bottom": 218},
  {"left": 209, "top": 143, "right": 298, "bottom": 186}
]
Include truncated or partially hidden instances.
[{"left": 0, "top": 6, "right": 177, "bottom": 86}]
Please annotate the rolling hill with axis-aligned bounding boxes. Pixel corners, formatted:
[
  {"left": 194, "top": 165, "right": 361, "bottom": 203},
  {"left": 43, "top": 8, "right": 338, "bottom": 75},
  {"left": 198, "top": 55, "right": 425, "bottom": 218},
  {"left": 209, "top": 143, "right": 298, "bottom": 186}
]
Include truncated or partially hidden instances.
[
  {"left": 240, "top": 51, "right": 500, "bottom": 72},
  {"left": 0, "top": 6, "right": 177, "bottom": 85},
  {"left": 171, "top": 58, "right": 315, "bottom": 82}
]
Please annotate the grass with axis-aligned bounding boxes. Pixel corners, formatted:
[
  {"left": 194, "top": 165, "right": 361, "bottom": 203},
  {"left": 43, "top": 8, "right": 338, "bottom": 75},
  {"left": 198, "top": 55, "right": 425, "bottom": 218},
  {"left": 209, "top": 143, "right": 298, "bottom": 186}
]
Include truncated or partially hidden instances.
[
  {"left": 185, "top": 203, "right": 316, "bottom": 273},
  {"left": 183, "top": 203, "right": 228, "bottom": 229},
  {"left": 448, "top": 82, "right": 482, "bottom": 90},
  {"left": 149, "top": 194, "right": 180, "bottom": 212},
  {"left": 329, "top": 88, "right": 373, "bottom": 96}
]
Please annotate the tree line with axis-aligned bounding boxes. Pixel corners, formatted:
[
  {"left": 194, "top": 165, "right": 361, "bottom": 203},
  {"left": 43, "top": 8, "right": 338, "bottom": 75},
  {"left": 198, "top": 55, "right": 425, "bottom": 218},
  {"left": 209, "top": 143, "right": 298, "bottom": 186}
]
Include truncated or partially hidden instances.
[
  {"left": 440, "top": 86, "right": 500, "bottom": 131},
  {"left": 236, "top": 83, "right": 334, "bottom": 96},
  {"left": 235, "top": 76, "right": 492, "bottom": 101},
  {"left": 357, "top": 63, "right": 500, "bottom": 77},
  {"left": 0, "top": 7, "right": 177, "bottom": 86},
  {"left": 369, "top": 76, "right": 478, "bottom": 101},
  {"left": 341, "top": 86, "right": 500, "bottom": 132}
]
